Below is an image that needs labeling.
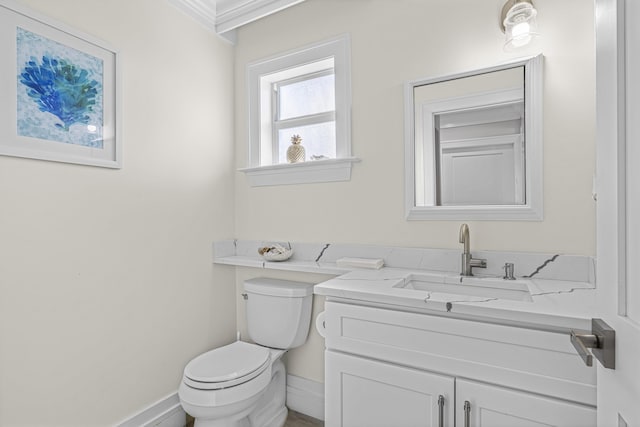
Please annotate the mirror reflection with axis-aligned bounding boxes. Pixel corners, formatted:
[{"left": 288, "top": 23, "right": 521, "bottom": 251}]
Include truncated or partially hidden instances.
[
  {"left": 405, "top": 56, "right": 543, "bottom": 220},
  {"left": 415, "top": 67, "right": 524, "bottom": 206}
]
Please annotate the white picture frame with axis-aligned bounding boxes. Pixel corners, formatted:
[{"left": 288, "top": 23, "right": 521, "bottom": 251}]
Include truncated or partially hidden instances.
[{"left": 0, "top": 0, "right": 121, "bottom": 168}]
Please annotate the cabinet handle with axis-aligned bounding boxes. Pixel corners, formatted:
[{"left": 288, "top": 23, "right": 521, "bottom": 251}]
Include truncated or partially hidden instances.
[
  {"left": 437, "top": 395, "right": 445, "bottom": 427},
  {"left": 464, "top": 400, "right": 471, "bottom": 427}
]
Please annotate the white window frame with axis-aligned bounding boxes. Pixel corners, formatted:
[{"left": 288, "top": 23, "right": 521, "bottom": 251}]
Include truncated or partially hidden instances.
[
  {"left": 242, "top": 34, "right": 358, "bottom": 186},
  {"left": 272, "top": 69, "right": 336, "bottom": 162}
]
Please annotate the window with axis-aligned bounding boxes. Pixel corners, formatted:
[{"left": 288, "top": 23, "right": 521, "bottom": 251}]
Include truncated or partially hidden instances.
[
  {"left": 274, "top": 69, "right": 336, "bottom": 163},
  {"left": 243, "top": 35, "right": 357, "bottom": 186}
]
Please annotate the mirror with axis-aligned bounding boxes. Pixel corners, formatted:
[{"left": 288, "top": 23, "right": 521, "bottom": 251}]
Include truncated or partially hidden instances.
[{"left": 405, "top": 55, "right": 543, "bottom": 220}]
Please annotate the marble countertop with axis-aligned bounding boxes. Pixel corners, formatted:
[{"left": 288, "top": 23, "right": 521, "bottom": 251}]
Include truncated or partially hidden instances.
[
  {"left": 314, "top": 267, "right": 597, "bottom": 333},
  {"left": 214, "top": 239, "right": 598, "bottom": 333}
]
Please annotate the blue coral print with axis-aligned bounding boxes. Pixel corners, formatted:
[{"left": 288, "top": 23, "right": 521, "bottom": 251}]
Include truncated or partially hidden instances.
[
  {"left": 20, "top": 56, "right": 100, "bottom": 131},
  {"left": 17, "top": 28, "right": 104, "bottom": 148}
]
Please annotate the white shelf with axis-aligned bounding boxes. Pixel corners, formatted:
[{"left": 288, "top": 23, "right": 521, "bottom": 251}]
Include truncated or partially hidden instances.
[{"left": 214, "top": 255, "right": 349, "bottom": 276}]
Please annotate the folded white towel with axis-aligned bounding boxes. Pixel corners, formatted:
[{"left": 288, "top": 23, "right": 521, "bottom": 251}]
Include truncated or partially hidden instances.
[{"left": 336, "top": 257, "right": 385, "bottom": 269}]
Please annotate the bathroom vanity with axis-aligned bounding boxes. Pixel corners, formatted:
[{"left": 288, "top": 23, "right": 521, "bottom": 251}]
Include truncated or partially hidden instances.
[
  {"left": 315, "top": 270, "right": 598, "bottom": 427},
  {"left": 320, "top": 302, "right": 595, "bottom": 426},
  {"left": 214, "top": 239, "right": 600, "bottom": 427}
]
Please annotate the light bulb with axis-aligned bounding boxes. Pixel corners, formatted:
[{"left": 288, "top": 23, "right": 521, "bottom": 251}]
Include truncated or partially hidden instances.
[
  {"left": 502, "top": 1, "right": 539, "bottom": 50},
  {"left": 510, "top": 21, "right": 532, "bottom": 47}
]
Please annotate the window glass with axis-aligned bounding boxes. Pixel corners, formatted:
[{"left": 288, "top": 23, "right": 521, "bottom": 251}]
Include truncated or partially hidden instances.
[
  {"left": 278, "top": 73, "right": 335, "bottom": 120},
  {"left": 277, "top": 122, "right": 336, "bottom": 163}
]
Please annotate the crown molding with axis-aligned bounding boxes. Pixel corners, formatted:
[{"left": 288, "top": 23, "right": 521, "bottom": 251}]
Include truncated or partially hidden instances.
[
  {"left": 216, "top": 0, "right": 306, "bottom": 33},
  {"left": 167, "top": 0, "right": 217, "bottom": 32},
  {"left": 168, "top": 0, "right": 306, "bottom": 41}
]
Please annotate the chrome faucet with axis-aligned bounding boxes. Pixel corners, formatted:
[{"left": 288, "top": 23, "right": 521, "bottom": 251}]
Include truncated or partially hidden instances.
[{"left": 459, "top": 223, "right": 487, "bottom": 276}]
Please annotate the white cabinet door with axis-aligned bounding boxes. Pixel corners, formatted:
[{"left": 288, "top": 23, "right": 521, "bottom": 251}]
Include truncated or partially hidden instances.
[
  {"left": 325, "top": 350, "right": 455, "bottom": 427},
  {"left": 455, "top": 379, "right": 596, "bottom": 427}
]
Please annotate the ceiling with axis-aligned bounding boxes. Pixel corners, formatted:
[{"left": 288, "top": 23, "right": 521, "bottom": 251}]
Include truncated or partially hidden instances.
[{"left": 168, "top": 0, "right": 307, "bottom": 42}]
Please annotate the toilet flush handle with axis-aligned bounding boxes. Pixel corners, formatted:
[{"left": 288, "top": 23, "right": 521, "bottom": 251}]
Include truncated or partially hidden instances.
[{"left": 241, "top": 293, "right": 248, "bottom": 300}]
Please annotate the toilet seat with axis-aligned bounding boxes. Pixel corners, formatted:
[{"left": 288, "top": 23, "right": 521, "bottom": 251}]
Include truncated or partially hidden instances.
[{"left": 183, "top": 341, "right": 271, "bottom": 390}]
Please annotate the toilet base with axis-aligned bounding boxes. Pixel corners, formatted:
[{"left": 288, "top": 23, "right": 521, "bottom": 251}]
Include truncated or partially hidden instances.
[
  {"left": 261, "top": 406, "right": 288, "bottom": 427},
  {"left": 189, "top": 395, "right": 259, "bottom": 427},
  {"left": 194, "top": 418, "right": 250, "bottom": 427},
  {"left": 249, "top": 357, "right": 287, "bottom": 427}
]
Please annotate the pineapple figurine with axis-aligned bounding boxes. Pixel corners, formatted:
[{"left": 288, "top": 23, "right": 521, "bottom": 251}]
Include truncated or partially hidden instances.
[{"left": 286, "top": 134, "right": 306, "bottom": 163}]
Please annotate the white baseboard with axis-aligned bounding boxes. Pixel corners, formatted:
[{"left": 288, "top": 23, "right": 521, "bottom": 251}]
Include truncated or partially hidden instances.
[
  {"left": 286, "top": 375, "right": 324, "bottom": 421},
  {"left": 116, "top": 376, "right": 324, "bottom": 426},
  {"left": 116, "top": 392, "right": 185, "bottom": 427}
]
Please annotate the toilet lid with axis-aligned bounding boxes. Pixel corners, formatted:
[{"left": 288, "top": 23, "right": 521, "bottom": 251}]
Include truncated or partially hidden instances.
[{"left": 184, "top": 341, "right": 270, "bottom": 386}]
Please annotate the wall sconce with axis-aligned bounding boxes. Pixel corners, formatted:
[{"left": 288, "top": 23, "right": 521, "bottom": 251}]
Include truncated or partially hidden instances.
[{"left": 501, "top": 0, "right": 539, "bottom": 50}]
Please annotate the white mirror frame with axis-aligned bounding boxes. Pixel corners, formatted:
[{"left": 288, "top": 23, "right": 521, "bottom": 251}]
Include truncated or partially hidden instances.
[{"left": 404, "top": 55, "right": 544, "bottom": 221}]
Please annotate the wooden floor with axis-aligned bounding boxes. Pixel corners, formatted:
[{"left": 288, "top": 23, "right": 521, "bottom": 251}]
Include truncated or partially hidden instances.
[{"left": 284, "top": 410, "right": 324, "bottom": 426}]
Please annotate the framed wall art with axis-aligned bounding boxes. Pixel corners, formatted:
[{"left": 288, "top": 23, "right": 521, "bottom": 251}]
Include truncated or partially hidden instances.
[{"left": 0, "top": 0, "right": 121, "bottom": 168}]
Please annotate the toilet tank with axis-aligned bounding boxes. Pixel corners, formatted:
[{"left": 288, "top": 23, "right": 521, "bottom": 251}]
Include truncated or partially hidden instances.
[{"left": 243, "top": 278, "right": 314, "bottom": 349}]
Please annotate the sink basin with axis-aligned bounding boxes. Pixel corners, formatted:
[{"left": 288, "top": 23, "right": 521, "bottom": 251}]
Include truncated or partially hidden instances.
[{"left": 393, "top": 273, "right": 533, "bottom": 302}]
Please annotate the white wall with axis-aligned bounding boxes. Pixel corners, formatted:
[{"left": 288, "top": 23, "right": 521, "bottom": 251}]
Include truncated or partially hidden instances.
[
  {"left": 234, "top": 0, "right": 595, "bottom": 255},
  {"left": 234, "top": 0, "right": 595, "bottom": 384},
  {"left": 0, "top": 1, "right": 236, "bottom": 425}
]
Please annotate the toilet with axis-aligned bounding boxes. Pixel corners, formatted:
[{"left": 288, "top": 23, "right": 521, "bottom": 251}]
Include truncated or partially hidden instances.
[{"left": 179, "top": 278, "right": 315, "bottom": 427}]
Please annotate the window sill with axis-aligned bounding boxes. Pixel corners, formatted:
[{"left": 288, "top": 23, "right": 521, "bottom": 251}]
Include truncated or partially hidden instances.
[{"left": 239, "top": 157, "right": 360, "bottom": 187}]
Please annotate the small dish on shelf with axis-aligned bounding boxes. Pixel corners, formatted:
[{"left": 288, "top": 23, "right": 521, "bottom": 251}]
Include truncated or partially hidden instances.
[{"left": 258, "top": 243, "right": 293, "bottom": 262}]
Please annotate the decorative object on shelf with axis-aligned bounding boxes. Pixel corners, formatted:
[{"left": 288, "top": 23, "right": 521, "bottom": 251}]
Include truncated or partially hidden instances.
[
  {"left": 310, "top": 155, "right": 330, "bottom": 161},
  {"left": 258, "top": 243, "right": 293, "bottom": 261},
  {"left": 286, "top": 134, "right": 305, "bottom": 163}
]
